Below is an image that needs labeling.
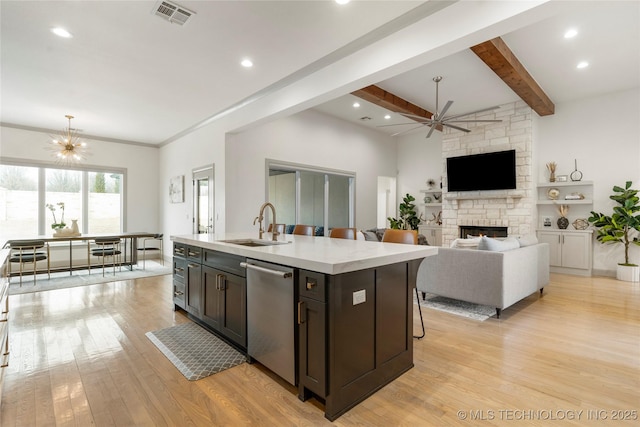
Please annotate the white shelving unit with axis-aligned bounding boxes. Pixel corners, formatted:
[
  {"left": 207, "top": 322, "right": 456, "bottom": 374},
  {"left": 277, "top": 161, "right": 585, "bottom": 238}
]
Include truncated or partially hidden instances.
[
  {"left": 419, "top": 189, "right": 442, "bottom": 246},
  {"left": 536, "top": 180, "right": 593, "bottom": 276}
]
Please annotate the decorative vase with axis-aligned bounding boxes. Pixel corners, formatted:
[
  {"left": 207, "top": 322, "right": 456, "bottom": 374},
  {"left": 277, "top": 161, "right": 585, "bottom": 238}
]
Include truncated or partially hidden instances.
[
  {"left": 549, "top": 171, "right": 556, "bottom": 182},
  {"left": 71, "top": 219, "right": 80, "bottom": 235},
  {"left": 617, "top": 265, "right": 640, "bottom": 282},
  {"left": 557, "top": 216, "right": 569, "bottom": 229}
]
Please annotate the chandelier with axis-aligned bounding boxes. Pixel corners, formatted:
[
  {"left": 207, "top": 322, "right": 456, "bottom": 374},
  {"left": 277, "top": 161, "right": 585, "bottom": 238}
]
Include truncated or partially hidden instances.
[{"left": 50, "top": 115, "right": 87, "bottom": 163}]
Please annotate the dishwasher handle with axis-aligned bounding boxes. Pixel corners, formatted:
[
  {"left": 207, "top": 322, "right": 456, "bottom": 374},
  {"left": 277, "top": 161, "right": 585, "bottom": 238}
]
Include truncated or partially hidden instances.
[{"left": 240, "top": 262, "right": 293, "bottom": 279}]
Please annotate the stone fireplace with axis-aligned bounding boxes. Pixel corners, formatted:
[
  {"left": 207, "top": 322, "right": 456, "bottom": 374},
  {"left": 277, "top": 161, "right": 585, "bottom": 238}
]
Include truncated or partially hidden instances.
[{"left": 441, "top": 100, "right": 535, "bottom": 246}]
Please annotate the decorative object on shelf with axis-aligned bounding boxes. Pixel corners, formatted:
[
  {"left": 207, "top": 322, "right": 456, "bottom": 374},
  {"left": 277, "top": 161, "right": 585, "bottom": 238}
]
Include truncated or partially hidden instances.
[
  {"left": 546, "top": 162, "right": 557, "bottom": 182},
  {"left": 557, "top": 204, "right": 570, "bottom": 229},
  {"left": 426, "top": 179, "right": 436, "bottom": 190},
  {"left": 423, "top": 196, "right": 432, "bottom": 204},
  {"left": 70, "top": 219, "right": 81, "bottom": 236},
  {"left": 547, "top": 188, "right": 560, "bottom": 200},
  {"left": 557, "top": 175, "right": 568, "bottom": 182},
  {"left": 169, "top": 175, "right": 185, "bottom": 203},
  {"left": 48, "top": 115, "right": 88, "bottom": 164},
  {"left": 436, "top": 211, "right": 442, "bottom": 225},
  {"left": 570, "top": 159, "right": 583, "bottom": 182},
  {"left": 572, "top": 218, "right": 589, "bottom": 230},
  {"left": 433, "top": 193, "right": 441, "bottom": 202},
  {"left": 565, "top": 192, "right": 585, "bottom": 200},
  {"left": 388, "top": 193, "right": 423, "bottom": 230},
  {"left": 543, "top": 217, "right": 552, "bottom": 227},
  {"left": 588, "top": 181, "right": 640, "bottom": 282}
]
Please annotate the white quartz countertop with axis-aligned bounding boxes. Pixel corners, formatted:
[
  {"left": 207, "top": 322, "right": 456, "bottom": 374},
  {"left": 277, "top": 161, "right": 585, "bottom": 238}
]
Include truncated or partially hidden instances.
[{"left": 171, "top": 232, "right": 438, "bottom": 275}]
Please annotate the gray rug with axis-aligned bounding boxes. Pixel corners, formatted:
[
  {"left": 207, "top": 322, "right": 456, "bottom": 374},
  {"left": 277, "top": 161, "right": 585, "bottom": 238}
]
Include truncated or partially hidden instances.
[
  {"left": 8, "top": 260, "right": 171, "bottom": 295},
  {"left": 415, "top": 292, "right": 496, "bottom": 321},
  {"left": 146, "top": 322, "right": 246, "bottom": 381}
]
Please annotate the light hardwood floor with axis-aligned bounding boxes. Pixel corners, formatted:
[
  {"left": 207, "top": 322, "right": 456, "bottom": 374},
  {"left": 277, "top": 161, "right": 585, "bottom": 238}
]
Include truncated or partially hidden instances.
[{"left": 1, "top": 273, "right": 638, "bottom": 426}]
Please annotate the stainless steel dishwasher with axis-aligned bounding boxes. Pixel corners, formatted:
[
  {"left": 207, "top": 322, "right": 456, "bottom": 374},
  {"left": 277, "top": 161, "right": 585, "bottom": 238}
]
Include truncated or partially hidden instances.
[{"left": 242, "top": 259, "right": 296, "bottom": 385}]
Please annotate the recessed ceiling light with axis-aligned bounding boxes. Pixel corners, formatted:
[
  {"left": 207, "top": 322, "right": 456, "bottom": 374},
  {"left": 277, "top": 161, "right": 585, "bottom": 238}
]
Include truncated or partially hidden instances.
[
  {"left": 576, "top": 61, "right": 589, "bottom": 69},
  {"left": 564, "top": 28, "right": 578, "bottom": 39},
  {"left": 384, "top": 114, "right": 391, "bottom": 120},
  {"left": 241, "top": 58, "right": 253, "bottom": 68},
  {"left": 51, "top": 27, "right": 72, "bottom": 38},
  {"left": 335, "top": 0, "right": 350, "bottom": 5},
  {"left": 353, "top": 102, "right": 360, "bottom": 108}
]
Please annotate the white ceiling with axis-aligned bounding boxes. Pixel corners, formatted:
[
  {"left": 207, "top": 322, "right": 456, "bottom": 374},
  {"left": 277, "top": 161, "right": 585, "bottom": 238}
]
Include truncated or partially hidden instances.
[{"left": 1, "top": 1, "right": 639, "bottom": 145}]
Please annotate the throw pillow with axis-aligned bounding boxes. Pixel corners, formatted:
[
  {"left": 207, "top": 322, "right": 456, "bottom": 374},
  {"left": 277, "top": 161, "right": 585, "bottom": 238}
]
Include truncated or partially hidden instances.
[
  {"left": 362, "top": 231, "right": 379, "bottom": 242},
  {"left": 517, "top": 234, "right": 539, "bottom": 247},
  {"left": 478, "top": 236, "right": 520, "bottom": 251},
  {"left": 450, "top": 237, "right": 481, "bottom": 249}
]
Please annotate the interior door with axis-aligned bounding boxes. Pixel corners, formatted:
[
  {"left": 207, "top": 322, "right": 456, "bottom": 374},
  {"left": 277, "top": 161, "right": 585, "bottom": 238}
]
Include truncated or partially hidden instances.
[{"left": 193, "top": 165, "right": 214, "bottom": 234}]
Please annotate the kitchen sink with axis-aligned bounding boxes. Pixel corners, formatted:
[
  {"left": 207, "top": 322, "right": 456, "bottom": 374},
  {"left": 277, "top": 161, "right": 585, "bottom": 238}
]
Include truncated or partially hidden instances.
[{"left": 221, "top": 239, "right": 290, "bottom": 247}]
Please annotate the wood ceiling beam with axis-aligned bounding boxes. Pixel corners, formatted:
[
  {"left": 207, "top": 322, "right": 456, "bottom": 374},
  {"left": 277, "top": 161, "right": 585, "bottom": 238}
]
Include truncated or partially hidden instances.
[
  {"left": 470, "top": 37, "right": 555, "bottom": 116},
  {"left": 351, "top": 85, "right": 443, "bottom": 131}
]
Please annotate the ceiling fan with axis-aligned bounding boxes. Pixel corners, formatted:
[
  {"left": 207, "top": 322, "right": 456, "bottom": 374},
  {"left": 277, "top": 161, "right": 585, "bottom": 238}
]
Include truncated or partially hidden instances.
[{"left": 380, "top": 76, "right": 502, "bottom": 138}]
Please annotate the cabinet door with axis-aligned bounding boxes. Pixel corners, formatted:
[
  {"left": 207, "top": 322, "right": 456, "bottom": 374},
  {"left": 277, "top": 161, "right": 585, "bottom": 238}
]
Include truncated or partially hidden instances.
[
  {"left": 185, "top": 261, "right": 202, "bottom": 318},
  {"left": 561, "top": 233, "right": 591, "bottom": 269},
  {"left": 202, "top": 266, "right": 223, "bottom": 330},
  {"left": 298, "top": 297, "right": 326, "bottom": 398},
  {"left": 219, "top": 272, "right": 246, "bottom": 348},
  {"left": 537, "top": 231, "right": 562, "bottom": 266}
]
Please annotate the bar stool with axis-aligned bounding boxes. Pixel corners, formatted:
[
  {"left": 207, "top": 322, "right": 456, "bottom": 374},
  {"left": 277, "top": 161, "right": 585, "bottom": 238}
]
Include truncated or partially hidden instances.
[
  {"left": 329, "top": 227, "right": 357, "bottom": 240},
  {"left": 90, "top": 237, "right": 122, "bottom": 276},
  {"left": 381, "top": 229, "right": 424, "bottom": 339},
  {"left": 292, "top": 224, "right": 315, "bottom": 236},
  {"left": 139, "top": 233, "right": 164, "bottom": 269},
  {"left": 8, "top": 240, "right": 50, "bottom": 286}
]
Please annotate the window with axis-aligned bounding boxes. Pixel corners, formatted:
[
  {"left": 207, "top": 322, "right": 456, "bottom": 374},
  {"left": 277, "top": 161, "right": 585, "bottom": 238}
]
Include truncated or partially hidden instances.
[
  {"left": 267, "top": 161, "right": 354, "bottom": 235},
  {"left": 0, "top": 162, "right": 125, "bottom": 238}
]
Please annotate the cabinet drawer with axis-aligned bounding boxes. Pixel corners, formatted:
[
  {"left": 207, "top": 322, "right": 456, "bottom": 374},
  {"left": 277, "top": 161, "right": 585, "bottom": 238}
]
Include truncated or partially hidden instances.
[
  {"left": 203, "top": 250, "right": 246, "bottom": 277},
  {"left": 298, "top": 270, "right": 326, "bottom": 302},
  {"left": 186, "top": 246, "right": 203, "bottom": 263},
  {"left": 173, "top": 258, "right": 186, "bottom": 282},
  {"left": 173, "top": 243, "right": 187, "bottom": 258}
]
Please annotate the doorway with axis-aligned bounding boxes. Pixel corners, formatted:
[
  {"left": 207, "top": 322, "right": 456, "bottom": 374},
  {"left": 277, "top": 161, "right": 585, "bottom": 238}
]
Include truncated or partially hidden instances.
[{"left": 192, "top": 165, "right": 214, "bottom": 234}]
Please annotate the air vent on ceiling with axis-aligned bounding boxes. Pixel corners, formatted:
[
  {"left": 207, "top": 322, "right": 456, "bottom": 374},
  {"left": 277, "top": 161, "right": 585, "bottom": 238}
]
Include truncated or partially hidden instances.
[{"left": 154, "top": 1, "right": 195, "bottom": 25}]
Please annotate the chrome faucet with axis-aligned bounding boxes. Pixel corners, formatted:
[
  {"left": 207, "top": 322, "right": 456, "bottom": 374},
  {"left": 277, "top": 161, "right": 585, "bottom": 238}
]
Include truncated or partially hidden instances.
[{"left": 254, "top": 202, "right": 278, "bottom": 241}]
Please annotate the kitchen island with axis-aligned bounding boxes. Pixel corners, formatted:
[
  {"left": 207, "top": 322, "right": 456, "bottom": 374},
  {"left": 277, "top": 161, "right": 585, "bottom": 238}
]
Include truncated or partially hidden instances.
[{"left": 171, "top": 232, "right": 437, "bottom": 421}]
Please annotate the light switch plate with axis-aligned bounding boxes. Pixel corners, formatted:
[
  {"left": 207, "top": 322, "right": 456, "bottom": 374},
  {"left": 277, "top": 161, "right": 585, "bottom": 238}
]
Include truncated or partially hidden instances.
[{"left": 353, "top": 289, "right": 366, "bottom": 305}]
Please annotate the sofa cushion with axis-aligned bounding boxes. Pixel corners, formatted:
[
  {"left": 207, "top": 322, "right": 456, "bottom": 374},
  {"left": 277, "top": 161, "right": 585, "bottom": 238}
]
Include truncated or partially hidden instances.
[{"left": 478, "top": 236, "right": 520, "bottom": 251}]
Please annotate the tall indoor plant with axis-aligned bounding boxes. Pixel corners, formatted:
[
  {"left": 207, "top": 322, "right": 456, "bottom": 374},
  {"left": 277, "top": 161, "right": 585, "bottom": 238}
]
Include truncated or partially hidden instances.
[
  {"left": 388, "top": 193, "right": 422, "bottom": 230},
  {"left": 588, "top": 181, "right": 640, "bottom": 282}
]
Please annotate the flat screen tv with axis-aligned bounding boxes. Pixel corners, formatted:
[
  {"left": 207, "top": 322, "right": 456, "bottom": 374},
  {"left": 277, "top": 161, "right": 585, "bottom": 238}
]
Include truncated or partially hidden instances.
[{"left": 446, "top": 150, "right": 516, "bottom": 192}]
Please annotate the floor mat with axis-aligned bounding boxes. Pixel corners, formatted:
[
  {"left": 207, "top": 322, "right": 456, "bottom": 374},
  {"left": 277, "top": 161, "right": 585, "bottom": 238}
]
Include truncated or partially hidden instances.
[
  {"left": 146, "top": 322, "right": 246, "bottom": 381},
  {"left": 415, "top": 293, "right": 496, "bottom": 321}
]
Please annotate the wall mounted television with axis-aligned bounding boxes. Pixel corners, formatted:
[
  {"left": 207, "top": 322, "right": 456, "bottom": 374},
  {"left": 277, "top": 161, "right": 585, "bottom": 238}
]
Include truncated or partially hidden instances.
[{"left": 446, "top": 150, "right": 516, "bottom": 192}]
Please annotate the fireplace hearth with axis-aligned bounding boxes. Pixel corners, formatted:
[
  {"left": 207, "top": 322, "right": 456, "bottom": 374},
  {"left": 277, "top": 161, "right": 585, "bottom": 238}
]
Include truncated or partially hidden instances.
[{"left": 459, "top": 226, "right": 508, "bottom": 239}]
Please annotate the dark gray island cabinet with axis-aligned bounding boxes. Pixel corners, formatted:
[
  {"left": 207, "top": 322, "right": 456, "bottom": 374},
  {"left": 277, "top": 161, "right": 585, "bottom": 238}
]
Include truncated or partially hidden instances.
[{"left": 171, "top": 233, "right": 436, "bottom": 421}]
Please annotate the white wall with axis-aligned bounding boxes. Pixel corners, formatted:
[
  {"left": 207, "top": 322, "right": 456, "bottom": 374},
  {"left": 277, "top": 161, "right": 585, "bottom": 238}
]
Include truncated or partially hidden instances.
[
  {"left": 0, "top": 126, "right": 160, "bottom": 233},
  {"left": 225, "top": 109, "right": 397, "bottom": 232},
  {"left": 535, "top": 88, "right": 640, "bottom": 274}
]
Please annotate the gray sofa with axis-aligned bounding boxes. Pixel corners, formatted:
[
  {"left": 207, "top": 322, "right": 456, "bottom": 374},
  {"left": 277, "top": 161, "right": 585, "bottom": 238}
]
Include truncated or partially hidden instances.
[{"left": 416, "top": 242, "right": 549, "bottom": 318}]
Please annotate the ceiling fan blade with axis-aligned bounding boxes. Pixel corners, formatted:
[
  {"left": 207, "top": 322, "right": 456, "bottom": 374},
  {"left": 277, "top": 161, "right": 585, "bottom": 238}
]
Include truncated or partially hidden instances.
[
  {"left": 425, "top": 123, "right": 438, "bottom": 139},
  {"left": 442, "top": 123, "right": 471, "bottom": 133},
  {"left": 444, "top": 119, "right": 503, "bottom": 123},
  {"left": 444, "top": 105, "right": 501, "bottom": 121},
  {"left": 436, "top": 100, "right": 453, "bottom": 120},
  {"left": 400, "top": 112, "right": 434, "bottom": 122},
  {"left": 390, "top": 124, "right": 427, "bottom": 137}
]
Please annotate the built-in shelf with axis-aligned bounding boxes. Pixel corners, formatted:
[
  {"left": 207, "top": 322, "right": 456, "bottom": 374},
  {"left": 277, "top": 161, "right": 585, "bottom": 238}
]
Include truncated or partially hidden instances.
[
  {"left": 537, "top": 199, "right": 593, "bottom": 205},
  {"left": 537, "top": 180, "right": 593, "bottom": 188}
]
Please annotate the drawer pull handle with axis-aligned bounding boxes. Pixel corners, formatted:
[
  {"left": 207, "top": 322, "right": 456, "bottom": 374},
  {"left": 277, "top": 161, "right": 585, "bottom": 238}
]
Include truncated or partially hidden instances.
[
  {"left": 188, "top": 251, "right": 200, "bottom": 257},
  {"left": 297, "top": 301, "right": 305, "bottom": 324},
  {"left": 306, "top": 280, "right": 316, "bottom": 290},
  {"left": 175, "top": 248, "right": 185, "bottom": 254},
  {"left": 174, "top": 291, "right": 184, "bottom": 296},
  {"left": 187, "top": 263, "right": 199, "bottom": 269},
  {"left": 174, "top": 267, "right": 184, "bottom": 273}
]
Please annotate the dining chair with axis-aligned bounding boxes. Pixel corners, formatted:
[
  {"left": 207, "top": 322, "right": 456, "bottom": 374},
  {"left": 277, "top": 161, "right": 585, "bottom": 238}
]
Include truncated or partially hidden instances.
[
  {"left": 292, "top": 224, "right": 315, "bottom": 236},
  {"left": 8, "top": 240, "right": 50, "bottom": 286},
  {"left": 267, "top": 223, "right": 286, "bottom": 235},
  {"left": 139, "top": 233, "right": 164, "bottom": 269},
  {"left": 381, "top": 229, "right": 424, "bottom": 339},
  {"left": 90, "top": 237, "right": 123, "bottom": 276},
  {"left": 329, "top": 227, "right": 357, "bottom": 240}
]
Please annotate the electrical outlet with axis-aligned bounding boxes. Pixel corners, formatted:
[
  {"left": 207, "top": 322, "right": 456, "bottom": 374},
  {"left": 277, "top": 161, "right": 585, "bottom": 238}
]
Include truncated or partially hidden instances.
[{"left": 353, "top": 289, "right": 366, "bottom": 305}]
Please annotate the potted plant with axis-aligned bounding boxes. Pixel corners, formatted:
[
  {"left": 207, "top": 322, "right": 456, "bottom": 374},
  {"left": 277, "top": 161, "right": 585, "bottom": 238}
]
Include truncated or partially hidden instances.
[
  {"left": 588, "top": 181, "right": 640, "bottom": 282},
  {"left": 388, "top": 193, "right": 423, "bottom": 230}
]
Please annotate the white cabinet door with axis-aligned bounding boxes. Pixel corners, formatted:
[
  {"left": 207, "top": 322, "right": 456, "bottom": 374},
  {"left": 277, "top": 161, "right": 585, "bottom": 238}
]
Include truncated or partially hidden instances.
[
  {"left": 561, "top": 232, "right": 591, "bottom": 270},
  {"left": 538, "top": 231, "right": 562, "bottom": 266}
]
